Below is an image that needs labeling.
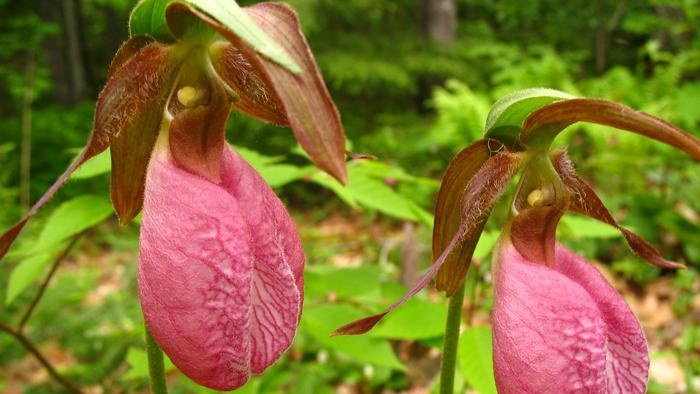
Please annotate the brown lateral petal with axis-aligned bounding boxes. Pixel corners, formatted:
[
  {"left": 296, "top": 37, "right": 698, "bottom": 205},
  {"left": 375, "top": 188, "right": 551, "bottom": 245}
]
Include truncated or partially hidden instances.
[
  {"left": 211, "top": 44, "right": 288, "bottom": 126},
  {"left": 108, "top": 45, "right": 181, "bottom": 225},
  {"left": 552, "top": 151, "right": 684, "bottom": 269},
  {"left": 1, "top": 39, "right": 174, "bottom": 260},
  {"left": 520, "top": 99, "right": 700, "bottom": 160},
  {"left": 180, "top": 2, "right": 347, "bottom": 183},
  {"left": 169, "top": 85, "right": 230, "bottom": 182},
  {"left": 433, "top": 139, "right": 500, "bottom": 295},
  {"left": 335, "top": 150, "right": 523, "bottom": 335}
]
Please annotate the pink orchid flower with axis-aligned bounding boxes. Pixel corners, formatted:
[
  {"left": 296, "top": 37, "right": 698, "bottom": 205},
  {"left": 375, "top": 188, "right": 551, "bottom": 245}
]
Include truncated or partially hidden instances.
[
  {"left": 139, "top": 144, "right": 304, "bottom": 389},
  {"left": 0, "top": 1, "right": 346, "bottom": 390},
  {"left": 336, "top": 90, "right": 700, "bottom": 394}
]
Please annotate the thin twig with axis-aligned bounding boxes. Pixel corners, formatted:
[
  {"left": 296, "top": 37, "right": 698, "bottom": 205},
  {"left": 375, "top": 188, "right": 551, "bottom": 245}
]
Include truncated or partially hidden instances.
[
  {"left": 0, "top": 322, "right": 82, "bottom": 393},
  {"left": 18, "top": 234, "right": 82, "bottom": 332}
]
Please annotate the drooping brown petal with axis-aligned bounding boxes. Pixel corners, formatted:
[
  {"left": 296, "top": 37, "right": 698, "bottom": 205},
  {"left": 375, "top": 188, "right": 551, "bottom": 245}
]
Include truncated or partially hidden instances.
[
  {"left": 168, "top": 82, "right": 230, "bottom": 182},
  {"left": 334, "top": 150, "right": 523, "bottom": 335},
  {"left": 433, "top": 139, "right": 501, "bottom": 295},
  {"left": 0, "top": 39, "right": 175, "bottom": 260},
  {"left": 551, "top": 151, "right": 684, "bottom": 269},
  {"left": 520, "top": 99, "right": 700, "bottom": 160},
  {"left": 175, "top": 2, "right": 347, "bottom": 183},
  {"left": 108, "top": 44, "right": 181, "bottom": 225}
]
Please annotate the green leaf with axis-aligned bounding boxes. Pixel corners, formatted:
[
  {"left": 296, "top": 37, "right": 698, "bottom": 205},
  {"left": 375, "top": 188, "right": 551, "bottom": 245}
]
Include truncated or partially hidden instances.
[
  {"left": 122, "top": 347, "right": 175, "bottom": 381},
  {"left": 70, "top": 149, "right": 111, "bottom": 179},
  {"left": 301, "top": 303, "right": 405, "bottom": 370},
  {"left": 6, "top": 253, "right": 53, "bottom": 304},
  {"left": 457, "top": 326, "right": 497, "bottom": 394},
  {"left": 370, "top": 298, "right": 447, "bottom": 340},
  {"left": 129, "top": 0, "right": 173, "bottom": 41},
  {"left": 305, "top": 266, "right": 382, "bottom": 302},
  {"left": 31, "top": 195, "right": 113, "bottom": 255},
  {"left": 313, "top": 166, "right": 433, "bottom": 225},
  {"left": 180, "top": 0, "right": 301, "bottom": 73},
  {"left": 559, "top": 215, "right": 622, "bottom": 239},
  {"left": 484, "top": 88, "right": 575, "bottom": 145}
]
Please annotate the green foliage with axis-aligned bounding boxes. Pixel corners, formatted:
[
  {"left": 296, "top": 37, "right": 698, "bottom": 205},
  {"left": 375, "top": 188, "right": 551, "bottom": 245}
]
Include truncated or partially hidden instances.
[{"left": 457, "top": 326, "right": 497, "bottom": 394}]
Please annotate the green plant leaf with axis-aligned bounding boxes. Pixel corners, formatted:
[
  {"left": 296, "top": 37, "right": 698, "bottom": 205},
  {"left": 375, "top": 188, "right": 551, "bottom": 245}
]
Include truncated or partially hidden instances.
[
  {"left": 457, "top": 326, "right": 497, "bottom": 394},
  {"left": 370, "top": 298, "right": 447, "bottom": 340},
  {"left": 122, "top": 347, "right": 175, "bottom": 381},
  {"left": 559, "top": 215, "right": 621, "bottom": 239},
  {"left": 484, "top": 88, "right": 575, "bottom": 146},
  {"left": 31, "top": 195, "right": 113, "bottom": 255},
  {"left": 313, "top": 166, "right": 433, "bottom": 225},
  {"left": 129, "top": 0, "right": 173, "bottom": 41},
  {"left": 70, "top": 149, "right": 111, "bottom": 179},
  {"left": 301, "top": 304, "right": 405, "bottom": 371},
  {"left": 305, "top": 266, "right": 382, "bottom": 302},
  {"left": 178, "top": 0, "right": 300, "bottom": 73},
  {"left": 6, "top": 253, "right": 53, "bottom": 305}
]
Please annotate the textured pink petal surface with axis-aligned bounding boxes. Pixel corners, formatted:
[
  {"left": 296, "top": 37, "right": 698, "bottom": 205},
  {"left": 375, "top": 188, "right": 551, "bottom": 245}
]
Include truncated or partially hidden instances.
[
  {"left": 492, "top": 240, "right": 648, "bottom": 394},
  {"left": 138, "top": 145, "right": 303, "bottom": 390}
]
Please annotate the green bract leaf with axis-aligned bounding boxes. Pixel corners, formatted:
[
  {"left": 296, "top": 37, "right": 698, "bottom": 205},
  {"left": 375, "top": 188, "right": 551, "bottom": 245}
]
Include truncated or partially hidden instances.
[
  {"left": 6, "top": 253, "right": 53, "bottom": 305},
  {"left": 484, "top": 88, "right": 575, "bottom": 147},
  {"left": 129, "top": 0, "right": 173, "bottom": 41},
  {"left": 457, "top": 326, "right": 498, "bottom": 394},
  {"left": 175, "top": 0, "right": 300, "bottom": 73}
]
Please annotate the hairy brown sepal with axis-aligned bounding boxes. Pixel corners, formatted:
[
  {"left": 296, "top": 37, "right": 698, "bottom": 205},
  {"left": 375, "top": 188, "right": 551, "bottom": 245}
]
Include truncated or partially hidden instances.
[
  {"left": 0, "top": 38, "right": 174, "bottom": 260},
  {"left": 108, "top": 44, "right": 181, "bottom": 225},
  {"left": 552, "top": 151, "right": 684, "bottom": 269},
  {"left": 433, "top": 139, "right": 501, "bottom": 295}
]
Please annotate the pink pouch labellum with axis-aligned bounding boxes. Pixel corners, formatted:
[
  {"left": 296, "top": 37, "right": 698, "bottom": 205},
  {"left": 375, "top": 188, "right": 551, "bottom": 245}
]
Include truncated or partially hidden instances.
[
  {"left": 138, "top": 145, "right": 303, "bottom": 390},
  {"left": 492, "top": 240, "right": 648, "bottom": 394}
]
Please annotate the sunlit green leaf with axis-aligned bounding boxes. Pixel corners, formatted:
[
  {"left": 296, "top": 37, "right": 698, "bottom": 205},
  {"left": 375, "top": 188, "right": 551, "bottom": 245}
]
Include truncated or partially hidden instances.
[
  {"left": 71, "top": 149, "right": 111, "bottom": 179},
  {"left": 6, "top": 253, "right": 53, "bottom": 305},
  {"left": 457, "top": 326, "right": 497, "bottom": 394},
  {"left": 370, "top": 298, "right": 447, "bottom": 340},
  {"left": 301, "top": 304, "right": 405, "bottom": 370},
  {"left": 305, "top": 266, "right": 381, "bottom": 302},
  {"left": 31, "top": 195, "right": 113, "bottom": 255},
  {"left": 559, "top": 215, "right": 621, "bottom": 239}
]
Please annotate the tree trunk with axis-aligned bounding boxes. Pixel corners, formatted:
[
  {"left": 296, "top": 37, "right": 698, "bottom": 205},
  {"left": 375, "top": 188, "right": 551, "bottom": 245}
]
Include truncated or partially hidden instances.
[
  {"left": 39, "top": 0, "right": 89, "bottom": 104},
  {"left": 416, "top": 0, "right": 457, "bottom": 112},
  {"left": 418, "top": 0, "right": 457, "bottom": 46}
]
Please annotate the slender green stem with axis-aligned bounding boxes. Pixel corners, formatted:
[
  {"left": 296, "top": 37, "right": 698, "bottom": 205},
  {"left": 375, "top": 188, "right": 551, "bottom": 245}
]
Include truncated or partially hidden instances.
[
  {"left": 146, "top": 325, "right": 168, "bottom": 394},
  {"left": 439, "top": 281, "right": 466, "bottom": 394}
]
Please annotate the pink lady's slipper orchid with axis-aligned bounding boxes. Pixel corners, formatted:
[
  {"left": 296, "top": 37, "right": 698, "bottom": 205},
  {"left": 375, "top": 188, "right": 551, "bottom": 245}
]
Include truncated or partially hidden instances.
[
  {"left": 336, "top": 89, "right": 700, "bottom": 394},
  {"left": 0, "top": 1, "right": 346, "bottom": 390}
]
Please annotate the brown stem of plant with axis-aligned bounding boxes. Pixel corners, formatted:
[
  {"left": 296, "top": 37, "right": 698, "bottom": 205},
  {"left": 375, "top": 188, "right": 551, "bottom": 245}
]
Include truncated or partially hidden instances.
[
  {"left": 0, "top": 322, "right": 82, "bottom": 393},
  {"left": 18, "top": 234, "right": 82, "bottom": 332}
]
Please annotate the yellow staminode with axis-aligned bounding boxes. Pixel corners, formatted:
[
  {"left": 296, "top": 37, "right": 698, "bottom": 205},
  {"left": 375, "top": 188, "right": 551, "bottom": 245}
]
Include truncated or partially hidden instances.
[{"left": 177, "top": 86, "right": 203, "bottom": 108}]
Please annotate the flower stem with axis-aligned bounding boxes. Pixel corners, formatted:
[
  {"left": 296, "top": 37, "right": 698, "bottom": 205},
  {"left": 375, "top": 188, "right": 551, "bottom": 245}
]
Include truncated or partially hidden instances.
[
  {"left": 440, "top": 281, "right": 466, "bottom": 394},
  {"left": 145, "top": 324, "right": 168, "bottom": 394}
]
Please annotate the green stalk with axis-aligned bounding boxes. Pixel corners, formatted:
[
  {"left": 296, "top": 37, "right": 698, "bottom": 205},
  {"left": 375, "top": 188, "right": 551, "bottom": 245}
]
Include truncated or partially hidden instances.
[
  {"left": 146, "top": 324, "right": 168, "bottom": 394},
  {"left": 439, "top": 281, "right": 466, "bottom": 394}
]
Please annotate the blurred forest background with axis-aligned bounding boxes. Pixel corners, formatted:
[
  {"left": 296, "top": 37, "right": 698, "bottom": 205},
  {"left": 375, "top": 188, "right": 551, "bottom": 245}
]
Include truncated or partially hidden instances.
[{"left": 0, "top": 0, "right": 699, "bottom": 393}]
